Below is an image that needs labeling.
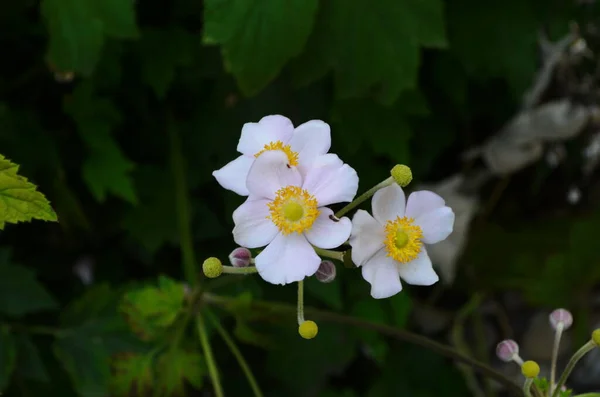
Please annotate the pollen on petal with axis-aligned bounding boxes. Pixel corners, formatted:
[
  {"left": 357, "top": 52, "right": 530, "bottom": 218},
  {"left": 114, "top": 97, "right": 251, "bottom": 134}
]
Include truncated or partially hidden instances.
[
  {"left": 268, "top": 186, "right": 319, "bottom": 235},
  {"left": 383, "top": 216, "right": 423, "bottom": 263},
  {"left": 254, "top": 140, "right": 299, "bottom": 166}
]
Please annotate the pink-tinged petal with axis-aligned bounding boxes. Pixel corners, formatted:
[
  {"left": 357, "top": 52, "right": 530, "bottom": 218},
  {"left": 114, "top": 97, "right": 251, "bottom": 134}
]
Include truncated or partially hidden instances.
[
  {"left": 289, "top": 120, "right": 331, "bottom": 175},
  {"left": 397, "top": 248, "right": 439, "bottom": 286},
  {"left": 246, "top": 151, "right": 302, "bottom": 200},
  {"left": 415, "top": 207, "right": 455, "bottom": 244},
  {"left": 405, "top": 190, "right": 446, "bottom": 219},
  {"left": 255, "top": 233, "right": 320, "bottom": 285},
  {"left": 232, "top": 199, "right": 278, "bottom": 248},
  {"left": 212, "top": 155, "right": 254, "bottom": 196},
  {"left": 372, "top": 183, "right": 406, "bottom": 224},
  {"left": 302, "top": 154, "right": 358, "bottom": 206},
  {"left": 304, "top": 207, "right": 351, "bottom": 249},
  {"left": 237, "top": 115, "right": 295, "bottom": 155},
  {"left": 350, "top": 209, "right": 385, "bottom": 266},
  {"left": 361, "top": 249, "right": 403, "bottom": 299}
]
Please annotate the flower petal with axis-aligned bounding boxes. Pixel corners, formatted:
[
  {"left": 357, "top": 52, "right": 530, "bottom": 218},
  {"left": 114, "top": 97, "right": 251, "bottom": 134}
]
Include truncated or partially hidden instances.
[
  {"left": 302, "top": 154, "right": 358, "bottom": 206},
  {"left": 304, "top": 207, "right": 351, "bottom": 249},
  {"left": 415, "top": 206, "right": 455, "bottom": 244},
  {"left": 405, "top": 190, "right": 446, "bottom": 219},
  {"left": 349, "top": 209, "right": 385, "bottom": 266},
  {"left": 246, "top": 150, "right": 302, "bottom": 200},
  {"left": 255, "top": 233, "right": 321, "bottom": 285},
  {"left": 237, "top": 115, "right": 295, "bottom": 155},
  {"left": 372, "top": 183, "right": 406, "bottom": 224},
  {"left": 212, "top": 155, "right": 254, "bottom": 196},
  {"left": 361, "top": 249, "right": 403, "bottom": 299},
  {"left": 397, "top": 247, "right": 439, "bottom": 286},
  {"left": 232, "top": 198, "right": 278, "bottom": 248},
  {"left": 289, "top": 120, "right": 331, "bottom": 175}
]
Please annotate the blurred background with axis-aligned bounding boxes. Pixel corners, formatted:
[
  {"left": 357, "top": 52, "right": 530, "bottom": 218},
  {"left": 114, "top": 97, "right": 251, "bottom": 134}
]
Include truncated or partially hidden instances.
[{"left": 1, "top": 0, "right": 600, "bottom": 396}]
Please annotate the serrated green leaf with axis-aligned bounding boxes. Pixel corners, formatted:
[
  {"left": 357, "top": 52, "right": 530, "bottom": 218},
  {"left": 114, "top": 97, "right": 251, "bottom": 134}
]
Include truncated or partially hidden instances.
[
  {"left": 0, "top": 327, "right": 17, "bottom": 391},
  {"left": 120, "top": 276, "right": 185, "bottom": 341},
  {"left": 0, "top": 154, "right": 58, "bottom": 230},
  {"left": 0, "top": 251, "right": 58, "bottom": 317},
  {"left": 204, "top": 0, "right": 319, "bottom": 95},
  {"left": 156, "top": 348, "right": 205, "bottom": 393},
  {"left": 111, "top": 353, "right": 153, "bottom": 396},
  {"left": 293, "top": 0, "right": 446, "bottom": 103},
  {"left": 15, "top": 335, "right": 49, "bottom": 383},
  {"left": 41, "top": 0, "right": 138, "bottom": 75}
]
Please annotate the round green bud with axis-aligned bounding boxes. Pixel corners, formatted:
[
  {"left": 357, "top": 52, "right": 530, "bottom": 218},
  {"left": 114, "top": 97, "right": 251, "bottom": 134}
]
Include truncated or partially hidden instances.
[
  {"left": 390, "top": 164, "right": 413, "bottom": 187},
  {"left": 298, "top": 320, "right": 318, "bottom": 339},
  {"left": 202, "top": 257, "right": 223, "bottom": 278},
  {"left": 592, "top": 329, "right": 600, "bottom": 346},
  {"left": 521, "top": 360, "right": 540, "bottom": 378}
]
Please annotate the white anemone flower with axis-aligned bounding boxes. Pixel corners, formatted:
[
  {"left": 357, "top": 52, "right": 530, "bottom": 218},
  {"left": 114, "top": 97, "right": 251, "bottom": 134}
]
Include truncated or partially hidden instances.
[
  {"left": 232, "top": 151, "right": 358, "bottom": 285},
  {"left": 213, "top": 115, "right": 331, "bottom": 196},
  {"left": 349, "top": 183, "right": 455, "bottom": 299}
]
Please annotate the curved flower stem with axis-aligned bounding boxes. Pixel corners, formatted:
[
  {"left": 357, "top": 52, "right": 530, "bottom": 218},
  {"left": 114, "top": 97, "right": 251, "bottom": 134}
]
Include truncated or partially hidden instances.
[
  {"left": 196, "top": 314, "right": 225, "bottom": 397},
  {"left": 523, "top": 379, "right": 534, "bottom": 397},
  {"left": 207, "top": 311, "right": 264, "bottom": 397},
  {"left": 550, "top": 323, "right": 564, "bottom": 393},
  {"left": 335, "top": 177, "right": 394, "bottom": 218},
  {"left": 297, "top": 280, "right": 305, "bottom": 324},
  {"left": 313, "top": 247, "right": 345, "bottom": 261},
  {"left": 222, "top": 265, "right": 259, "bottom": 275},
  {"left": 203, "top": 293, "right": 522, "bottom": 396},
  {"left": 169, "top": 121, "right": 197, "bottom": 286},
  {"left": 551, "top": 341, "right": 596, "bottom": 397}
]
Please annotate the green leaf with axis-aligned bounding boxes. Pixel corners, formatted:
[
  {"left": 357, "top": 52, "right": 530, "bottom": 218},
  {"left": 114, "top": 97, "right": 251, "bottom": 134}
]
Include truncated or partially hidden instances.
[
  {"left": 203, "top": 0, "right": 319, "bottom": 95},
  {"left": 0, "top": 154, "right": 58, "bottom": 230},
  {"left": 305, "top": 274, "right": 343, "bottom": 310},
  {"left": 64, "top": 83, "right": 137, "bottom": 204},
  {"left": 0, "top": 250, "right": 58, "bottom": 317},
  {"left": 120, "top": 276, "right": 186, "bottom": 341},
  {"left": 111, "top": 353, "right": 153, "bottom": 396},
  {"left": 0, "top": 327, "right": 17, "bottom": 391},
  {"left": 293, "top": 0, "right": 446, "bottom": 103},
  {"left": 138, "top": 29, "right": 196, "bottom": 98},
  {"left": 156, "top": 348, "right": 205, "bottom": 393},
  {"left": 15, "top": 335, "right": 49, "bottom": 383},
  {"left": 41, "top": 0, "right": 138, "bottom": 75}
]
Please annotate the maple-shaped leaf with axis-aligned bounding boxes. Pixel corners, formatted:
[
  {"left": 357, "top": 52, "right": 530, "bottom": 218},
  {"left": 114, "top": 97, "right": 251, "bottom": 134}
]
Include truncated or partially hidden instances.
[{"left": 0, "top": 154, "right": 58, "bottom": 229}]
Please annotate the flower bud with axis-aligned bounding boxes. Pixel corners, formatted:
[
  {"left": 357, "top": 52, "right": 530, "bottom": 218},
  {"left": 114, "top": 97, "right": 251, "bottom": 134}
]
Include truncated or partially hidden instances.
[
  {"left": 592, "top": 329, "right": 600, "bottom": 346},
  {"left": 315, "top": 260, "right": 336, "bottom": 283},
  {"left": 390, "top": 164, "right": 413, "bottom": 187},
  {"left": 549, "top": 308, "right": 573, "bottom": 330},
  {"left": 202, "top": 257, "right": 222, "bottom": 278},
  {"left": 521, "top": 360, "right": 540, "bottom": 378},
  {"left": 298, "top": 320, "right": 318, "bottom": 339},
  {"left": 496, "top": 339, "right": 520, "bottom": 362},
  {"left": 228, "top": 247, "right": 252, "bottom": 267}
]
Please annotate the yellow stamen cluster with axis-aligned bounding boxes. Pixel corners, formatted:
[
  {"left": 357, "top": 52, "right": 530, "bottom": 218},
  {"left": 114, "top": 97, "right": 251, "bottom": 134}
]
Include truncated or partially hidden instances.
[
  {"left": 268, "top": 186, "right": 319, "bottom": 234},
  {"left": 254, "top": 140, "right": 299, "bottom": 166},
  {"left": 202, "top": 257, "right": 223, "bottom": 278},
  {"left": 383, "top": 216, "right": 423, "bottom": 263}
]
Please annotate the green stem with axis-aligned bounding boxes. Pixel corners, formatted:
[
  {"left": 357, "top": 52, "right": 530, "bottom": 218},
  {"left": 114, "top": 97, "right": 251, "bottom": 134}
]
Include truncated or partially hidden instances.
[
  {"left": 222, "top": 266, "right": 259, "bottom": 275},
  {"left": 297, "top": 280, "right": 305, "bottom": 324},
  {"left": 207, "top": 311, "right": 264, "bottom": 397},
  {"left": 313, "top": 247, "right": 345, "bottom": 261},
  {"left": 523, "top": 379, "right": 534, "bottom": 397},
  {"left": 550, "top": 324, "right": 564, "bottom": 394},
  {"left": 196, "top": 314, "right": 225, "bottom": 397},
  {"left": 552, "top": 341, "right": 596, "bottom": 397},
  {"left": 169, "top": 122, "right": 198, "bottom": 286},
  {"left": 203, "top": 293, "right": 522, "bottom": 396},
  {"left": 335, "top": 177, "right": 394, "bottom": 218}
]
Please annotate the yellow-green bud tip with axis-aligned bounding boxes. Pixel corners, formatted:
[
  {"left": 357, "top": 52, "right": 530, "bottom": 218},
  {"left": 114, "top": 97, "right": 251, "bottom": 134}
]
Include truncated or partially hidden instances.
[
  {"left": 202, "top": 257, "right": 223, "bottom": 278},
  {"left": 298, "top": 320, "right": 318, "bottom": 339},
  {"left": 592, "top": 329, "right": 600, "bottom": 346},
  {"left": 391, "top": 164, "right": 413, "bottom": 187},
  {"left": 521, "top": 360, "right": 540, "bottom": 378}
]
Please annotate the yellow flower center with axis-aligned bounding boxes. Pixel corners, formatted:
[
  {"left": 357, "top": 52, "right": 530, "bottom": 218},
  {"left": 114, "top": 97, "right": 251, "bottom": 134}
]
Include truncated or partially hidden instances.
[
  {"left": 268, "top": 186, "right": 319, "bottom": 235},
  {"left": 254, "top": 140, "right": 299, "bottom": 166},
  {"left": 384, "top": 216, "right": 423, "bottom": 263}
]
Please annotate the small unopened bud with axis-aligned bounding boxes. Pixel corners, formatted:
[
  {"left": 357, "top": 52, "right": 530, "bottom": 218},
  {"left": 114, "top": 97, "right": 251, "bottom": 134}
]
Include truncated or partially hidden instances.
[
  {"left": 496, "top": 339, "right": 520, "bottom": 362},
  {"left": 549, "top": 308, "right": 573, "bottom": 330},
  {"left": 228, "top": 247, "right": 252, "bottom": 267},
  {"left": 390, "top": 164, "right": 413, "bottom": 187},
  {"left": 592, "top": 329, "right": 600, "bottom": 346},
  {"left": 521, "top": 360, "right": 540, "bottom": 378},
  {"left": 298, "top": 320, "right": 318, "bottom": 339},
  {"left": 315, "top": 260, "right": 336, "bottom": 283},
  {"left": 202, "top": 257, "right": 223, "bottom": 278}
]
